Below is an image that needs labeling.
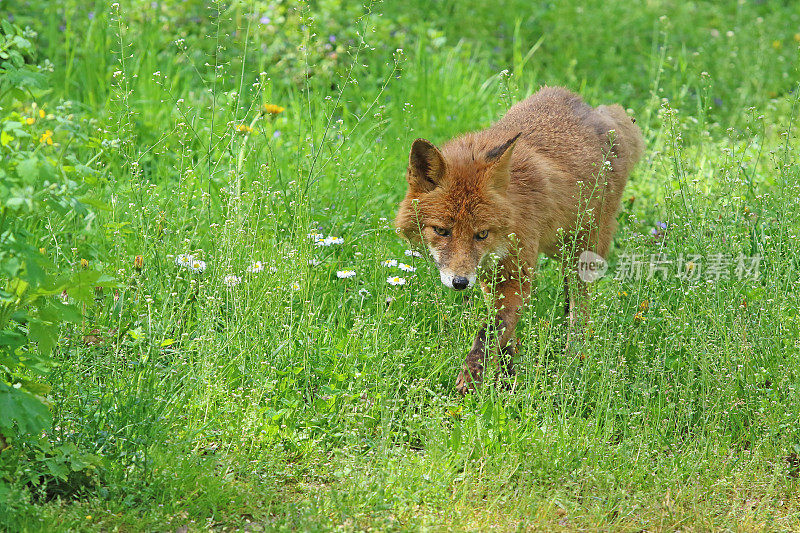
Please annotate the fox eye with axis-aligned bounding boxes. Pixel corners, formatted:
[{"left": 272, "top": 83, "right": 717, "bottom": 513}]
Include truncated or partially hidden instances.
[
  {"left": 475, "top": 230, "right": 489, "bottom": 240},
  {"left": 432, "top": 226, "right": 451, "bottom": 237}
]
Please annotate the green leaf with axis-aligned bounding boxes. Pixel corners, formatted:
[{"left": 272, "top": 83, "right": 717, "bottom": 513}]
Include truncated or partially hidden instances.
[
  {"left": 482, "top": 401, "right": 493, "bottom": 426},
  {"left": 38, "top": 300, "right": 82, "bottom": 324},
  {"left": 28, "top": 319, "right": 57, "bottom": 356},
  {"left": 16, "top": 158, "right": 39, "bottom": 183},
  {"left": 77, "top": 195, "right": 110, "bottom": 211},
  {"left": 0, "top": 383, "right": 52, "bottom": 435}
]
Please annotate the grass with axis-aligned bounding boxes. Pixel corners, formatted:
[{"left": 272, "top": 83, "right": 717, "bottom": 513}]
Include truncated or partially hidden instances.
[{"left": 2, "top": 0, "right": 800, "bottom": 530}]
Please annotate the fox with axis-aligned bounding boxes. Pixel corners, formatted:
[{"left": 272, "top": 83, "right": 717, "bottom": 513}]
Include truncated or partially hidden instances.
[{"left": 394, "top": 86, "right": 644, "bottom": 394}]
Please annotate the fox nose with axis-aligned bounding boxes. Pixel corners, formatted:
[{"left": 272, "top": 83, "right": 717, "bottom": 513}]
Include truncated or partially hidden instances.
[{"left": 451, "top": 276, "right": 470, "bottom": 290}]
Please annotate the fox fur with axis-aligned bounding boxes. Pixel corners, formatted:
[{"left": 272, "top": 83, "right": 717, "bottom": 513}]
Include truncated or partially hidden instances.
[{"left": 394, "top": 86, "right": 645, "bottom": 394}]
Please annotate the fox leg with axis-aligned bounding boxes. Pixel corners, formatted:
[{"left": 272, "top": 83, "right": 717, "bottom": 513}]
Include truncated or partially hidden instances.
[
  {"left": 563, "top": 273, "right": 589, "bottom": 327},
  {"left": 455, "top": 259, "right": 531, "bottom": 395},
  {"left": 563, "top": 263, "right": 590, "bottom": 354}
]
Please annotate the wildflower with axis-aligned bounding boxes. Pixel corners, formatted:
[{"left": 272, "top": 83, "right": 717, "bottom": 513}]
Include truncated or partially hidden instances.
[
  {"left": 291, "top": 281, "right": 301, "bottom": 290},
  {"left": 80, "top": 258, "right": 89, "bottom": 269},
  {"left": 175, "top": 254, "right": 193, "bottom": 268},
  {"left": 39, "top": 130, "right": 54, "bottom": 145},
  {"left": 404, "top": 249, "right": 422, "bottom": 258},
  {"left": 246, "top": 261, "right": 265, "bottom": 273},
  {"left": 236, "top": 124, "right": 252, "bottom": 134},
  {"left": 134, "top": 255, "right": 144, "bottom": 271},
  {"left": 263, "top": 104, "right": 284, "bottom": 115},
  {"left": 359, "top": 288, "right": 371, "bottom": 298},
  {"left": 772, "top": 40, "right": 782, "bottom": 49},
  {"left": 307, "top": 259, "right": 321, "bottom": 266},
  {"left": 315, "top": 235, "right": 343, "bottom": 247},
  {"left": 38, "top": 109, "right": 45, "bottom": 119},
  {"left": 639, "top": 300, "right": 649, "bottom": 312},
  {"left": 189, "top": 259, "right": 206, "bottom": 273},
  {"left": 336, "top": 270, "right": 356, "bottom": 279},
  {"left": 387, "top": 276, "right": 406, "bottom": 286},
  {"left": 382, "top": 259, "right": 398, "bottom": 267},
  {"left": 398, "top": 262, "right": 416, "bottom": 273},
  {"left": 259, "top": 15, "right": 271, "bottom": 24},
  {"left": 795, "top": 33, "right": 800, "bottom": 43},
  {"left": 223, "top": 274, "right": 241, "bottom": 287},
  {"left": 25, "top": 117, "right": 35, "bottom": 125},
  {"left": 634, "top": 312, "right": 645, "bottom": 323},
  {"left": 656, "top": 221, "right": 667, "bottom": 230}
]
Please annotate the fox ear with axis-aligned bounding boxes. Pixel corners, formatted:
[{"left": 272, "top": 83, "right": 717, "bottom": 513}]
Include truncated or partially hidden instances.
[
  {"left": 408, "top": 138, "right": 446, "bottom": 192},
  {"left": 485, "top": 132, "right": 521, "bottom": 192}
]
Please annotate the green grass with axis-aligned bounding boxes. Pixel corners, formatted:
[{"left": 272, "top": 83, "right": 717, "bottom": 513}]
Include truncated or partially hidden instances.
[{"left": 2, "top": 0, "right": 800, "bottom": 530}]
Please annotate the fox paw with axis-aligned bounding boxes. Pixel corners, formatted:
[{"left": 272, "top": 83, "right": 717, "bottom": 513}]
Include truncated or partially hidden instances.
[{"left": 455, "top": 352, "right": 484, "bottom": 395}]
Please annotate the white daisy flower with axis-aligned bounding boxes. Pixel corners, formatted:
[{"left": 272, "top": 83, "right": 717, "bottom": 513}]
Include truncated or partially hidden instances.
[
  {"left": 398, "top": 262, "right": 416, "bottom": 272},
  {"left": 175, "top": 253, "right": 193, "bottom": 268},
  {"left": 189, "top": 259, "right": 206, "bottom": 273},
  {"left": 387, "top": 276, "right": 406, "bottom": 286},
  {"left": 382, "top": 259, "right": 398, "bottom": 267},
  {"left": 336, "top": 270, "right": 356, "bottom": 279},
  {"left": 291, "top": 281, "right": 301, "bottom": 290},
  {"left": 307, "top": 259, "right": 321, "bottom": 266},
  {"left": 223, "top": 274, "right": 241, "bottom": 286},
  {"left": 404, "top": 249, "right": 423, "bottom": 258},
  {"left": 311, "top": 233, "right": 344, "bottom": 247},
  {"left": 246, "top": 261, "right": 265, "bottom": 273}
]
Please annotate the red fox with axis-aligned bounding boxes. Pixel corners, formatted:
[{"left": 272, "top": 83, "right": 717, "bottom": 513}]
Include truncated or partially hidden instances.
[{"left": 394, "top": 86, "right": 644, "bottom": 394}]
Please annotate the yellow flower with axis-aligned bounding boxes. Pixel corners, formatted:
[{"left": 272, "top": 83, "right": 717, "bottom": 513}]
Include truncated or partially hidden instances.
[
  {"left": 38, "top": 109, "right": 45, "bottom": 119},
  {"left": 80, "top": 258, "right": 89, "bottom": 269},
  {"left": 639, "top": 300, "right": 649, "bottom": 312},
  {"left": 134, "top": 255, "right": 144, "bottom": 271},
  {"left": 262, "top": 104, "right": 285, "bottom": 115},
  {"left": 794, "top": 33, "right": 800, "bottom": 43},
  {"left": 772, "top": 40, "right": 782, "bottom": 50},
  {"left": 25, "top": 117, "right": 35, "bottom": 125},
  {"left": 39, "top": 130, "right": 54, "bottom": 145},
  {"left": 236, "top": 124, "right": 252, "bottom": 134}
]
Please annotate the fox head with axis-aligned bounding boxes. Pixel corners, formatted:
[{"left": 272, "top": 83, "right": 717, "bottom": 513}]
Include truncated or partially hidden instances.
[{"left": 394, "top": 132, "right": 521, "bottom": 290}]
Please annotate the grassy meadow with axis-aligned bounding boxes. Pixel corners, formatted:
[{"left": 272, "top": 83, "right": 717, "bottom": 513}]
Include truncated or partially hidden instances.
[{"left": 2, "top": 0, "right": 800, "bottom": 530}]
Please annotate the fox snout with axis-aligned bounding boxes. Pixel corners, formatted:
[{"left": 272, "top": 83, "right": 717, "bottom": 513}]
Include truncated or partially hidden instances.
[{"left": 438, "top": 269, "right": 477, "bottom": 291}]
